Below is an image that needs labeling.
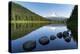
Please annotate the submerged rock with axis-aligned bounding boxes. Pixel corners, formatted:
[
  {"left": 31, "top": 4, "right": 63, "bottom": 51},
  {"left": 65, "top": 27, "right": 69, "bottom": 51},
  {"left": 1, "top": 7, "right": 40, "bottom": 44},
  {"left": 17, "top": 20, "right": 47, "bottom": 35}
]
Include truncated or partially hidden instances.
[
  {"left": 39, "top": 36, "right": 49, "bottom": 45},
  {"left": 57, "top": 32, "right": 63, "bottom": 39},
  {"left": 50, "top": 35, "right": 56, "bottom": 40},
  {"left": 63, "top": 31, "right": 69, "bottom": 38},
  {"left": 23, "top": 40, "right": 36, "bottom": 51},
  {"left": 64, "top": 37, "right": 71, "bottom": 43}
]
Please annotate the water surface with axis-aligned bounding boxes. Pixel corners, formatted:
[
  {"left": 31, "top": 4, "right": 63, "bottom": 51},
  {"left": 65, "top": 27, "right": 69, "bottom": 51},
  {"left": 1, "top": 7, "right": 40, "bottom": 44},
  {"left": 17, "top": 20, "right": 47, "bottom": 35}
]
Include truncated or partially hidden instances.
[{"left": 11, "top": 24, "right": 77, "bottom": 53}]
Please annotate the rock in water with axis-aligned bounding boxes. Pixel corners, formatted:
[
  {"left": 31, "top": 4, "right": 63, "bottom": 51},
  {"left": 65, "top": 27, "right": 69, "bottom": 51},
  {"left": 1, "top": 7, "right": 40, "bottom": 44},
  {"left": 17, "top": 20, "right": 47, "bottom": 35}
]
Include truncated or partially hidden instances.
[
  {"left": 23, "top": 40, "right": 36, "bottom": 51},
  {"left": 64, "top": 37, "right": 71, "bottom": 43},
  {"left": 50, "top": 35, "right": 56, "bottom": 40},
  {"left": 63, "top": 31, "right": 69, "bottom": 38},
  {"left": 39, "top": 36, "right": 49, "bottom": 45},
  {"left": 57, "top": 32, "right": 63, "bottom": 39}
]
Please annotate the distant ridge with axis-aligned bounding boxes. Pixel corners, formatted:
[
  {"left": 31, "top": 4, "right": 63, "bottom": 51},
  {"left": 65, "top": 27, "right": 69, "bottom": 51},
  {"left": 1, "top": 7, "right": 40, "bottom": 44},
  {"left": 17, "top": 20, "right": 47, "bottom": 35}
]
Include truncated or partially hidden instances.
[{"left": 45, "top": 16, "right": 68, "bottom": 21}]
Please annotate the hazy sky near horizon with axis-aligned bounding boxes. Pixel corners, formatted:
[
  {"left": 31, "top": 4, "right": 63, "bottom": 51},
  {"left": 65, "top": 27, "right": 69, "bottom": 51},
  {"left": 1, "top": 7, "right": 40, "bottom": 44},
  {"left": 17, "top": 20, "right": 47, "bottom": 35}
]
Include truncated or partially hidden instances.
[{"left": 15, "top": 1, "right": 74, "bottom": 18}]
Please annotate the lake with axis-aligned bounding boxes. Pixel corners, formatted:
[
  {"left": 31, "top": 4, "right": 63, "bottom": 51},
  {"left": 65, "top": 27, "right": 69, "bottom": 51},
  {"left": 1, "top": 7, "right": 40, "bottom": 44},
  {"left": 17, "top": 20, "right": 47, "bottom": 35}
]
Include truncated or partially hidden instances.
[{"left": 11, "top": 24, "right": 77, "bottom": 53}]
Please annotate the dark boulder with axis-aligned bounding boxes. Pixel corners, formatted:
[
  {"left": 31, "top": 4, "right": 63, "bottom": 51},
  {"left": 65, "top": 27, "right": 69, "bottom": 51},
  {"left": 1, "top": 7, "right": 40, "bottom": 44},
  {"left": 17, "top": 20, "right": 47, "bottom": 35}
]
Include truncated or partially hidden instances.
[
  {"left": 57, "top": 32, "right": 63, "bottom": 39},
  {"left": 63, "top": 31, "right": 69, "bottom": 38},
  {"left": 39, "top": 36, "right": 49, "bottom": 45},
  {"left": 23, "top": 40, "right": 36, "bottom": 51},
  {"left": 64, "top": 37, "right": 71, "bottom": 43},
  {"left": 50, "top": 35, "right": 56, "bottom": 40}
]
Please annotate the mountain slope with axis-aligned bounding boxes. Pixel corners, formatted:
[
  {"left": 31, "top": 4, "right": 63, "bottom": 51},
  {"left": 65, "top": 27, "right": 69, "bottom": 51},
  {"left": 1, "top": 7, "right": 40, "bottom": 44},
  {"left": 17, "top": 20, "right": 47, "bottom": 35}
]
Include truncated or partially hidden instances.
[
  {"left": 10, "top": 2, "right": 49, "bottom": 21},
  {"left": 67, "top": 5, "right": 78, "bottom": 42}
]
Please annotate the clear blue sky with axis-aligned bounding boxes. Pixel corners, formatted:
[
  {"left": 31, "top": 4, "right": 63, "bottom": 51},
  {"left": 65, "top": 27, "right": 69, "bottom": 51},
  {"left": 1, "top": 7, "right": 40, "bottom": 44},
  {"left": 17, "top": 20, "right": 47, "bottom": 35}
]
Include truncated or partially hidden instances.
[{"left": 14, "top": 1, "right": 74, "bottom": 18}]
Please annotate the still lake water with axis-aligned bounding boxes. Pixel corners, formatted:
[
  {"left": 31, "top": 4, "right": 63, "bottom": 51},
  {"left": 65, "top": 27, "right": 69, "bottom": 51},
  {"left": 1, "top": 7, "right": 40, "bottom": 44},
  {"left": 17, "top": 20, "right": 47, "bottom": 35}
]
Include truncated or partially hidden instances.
[{"left": 11, "top": 24, "right": 77, "bottom": 53}]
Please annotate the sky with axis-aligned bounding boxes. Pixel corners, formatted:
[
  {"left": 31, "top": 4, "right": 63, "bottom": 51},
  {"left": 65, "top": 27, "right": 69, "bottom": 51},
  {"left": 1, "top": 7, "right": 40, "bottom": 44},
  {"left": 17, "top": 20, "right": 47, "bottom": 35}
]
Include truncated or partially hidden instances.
[{"left": 14, "top": 1, "right": 74, "bottom": 18}]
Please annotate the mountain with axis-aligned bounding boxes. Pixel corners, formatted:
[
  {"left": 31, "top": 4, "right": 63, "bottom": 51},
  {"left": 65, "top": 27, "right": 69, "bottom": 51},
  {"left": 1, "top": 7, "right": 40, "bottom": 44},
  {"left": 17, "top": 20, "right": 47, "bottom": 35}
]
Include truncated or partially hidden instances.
[
  {"left": 10, "top": 2, "right": 67, "bottom": 21},
  {"left": 44, "top": 16, "right": 68, "bottom": 21},
  {"left": 10, "top": 2, "right": 49, "bottom": 21}
]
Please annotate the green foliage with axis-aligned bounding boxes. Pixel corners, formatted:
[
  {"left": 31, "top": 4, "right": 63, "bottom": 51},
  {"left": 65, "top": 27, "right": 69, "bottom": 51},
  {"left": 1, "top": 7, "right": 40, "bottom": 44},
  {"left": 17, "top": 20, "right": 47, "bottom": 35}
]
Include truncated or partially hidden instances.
[{"left": 67, "top": 5, "right": 78, "bottom": 42}]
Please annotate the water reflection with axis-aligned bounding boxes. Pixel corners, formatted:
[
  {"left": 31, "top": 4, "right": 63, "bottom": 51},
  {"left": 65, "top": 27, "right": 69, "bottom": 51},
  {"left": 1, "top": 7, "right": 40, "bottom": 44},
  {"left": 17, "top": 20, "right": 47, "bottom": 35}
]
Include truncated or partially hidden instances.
[
  {"left": 11, "top": 23, "right": 50, "bottom": 40},
  {"left": 11, "top": 24, "right": 77, "bottom": 53}
]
